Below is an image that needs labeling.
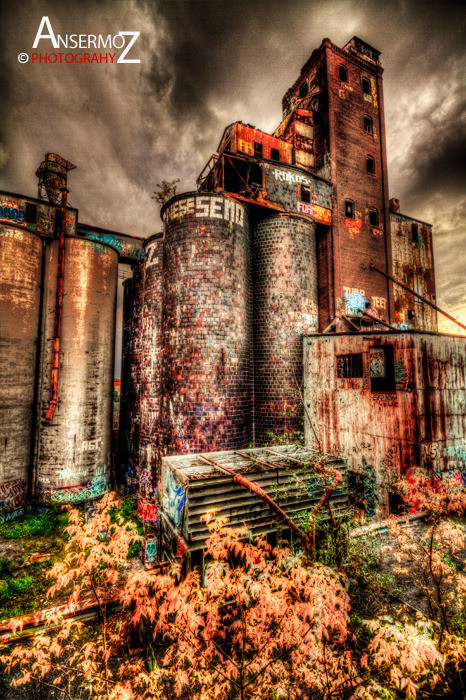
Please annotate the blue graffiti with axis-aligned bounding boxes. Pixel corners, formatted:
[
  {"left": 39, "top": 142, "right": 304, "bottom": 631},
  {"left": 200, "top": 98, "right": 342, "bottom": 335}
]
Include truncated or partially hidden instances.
[
  {"left": 166, "top": 471, "right": 186, "bottom": 528},
  {"left": 344, "top": 291, "right": 370, "bottom": 317},
  {"left": 0, "top": 206, "right": 25, "bottom": 223}
]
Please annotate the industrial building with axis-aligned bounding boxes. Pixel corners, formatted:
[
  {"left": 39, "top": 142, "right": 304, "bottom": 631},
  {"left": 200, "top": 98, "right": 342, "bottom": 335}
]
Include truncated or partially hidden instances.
[{"left": 0, "top": 37, "right": 464, "bottom": 531}]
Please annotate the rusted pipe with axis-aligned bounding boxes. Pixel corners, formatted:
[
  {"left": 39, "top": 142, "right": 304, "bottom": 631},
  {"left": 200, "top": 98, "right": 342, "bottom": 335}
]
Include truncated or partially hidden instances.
[
  {"left": 45, "top": 188, "right": 68, "bottom": 421},
  {"left": 370, "top": 261, "right": 466, "bottom": 332}
]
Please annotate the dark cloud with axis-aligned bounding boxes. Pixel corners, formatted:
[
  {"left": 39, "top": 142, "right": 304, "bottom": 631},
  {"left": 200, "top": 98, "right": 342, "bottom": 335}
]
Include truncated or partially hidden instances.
[{"left": 0, "top": 0, "right": 464, "bottom": 343}]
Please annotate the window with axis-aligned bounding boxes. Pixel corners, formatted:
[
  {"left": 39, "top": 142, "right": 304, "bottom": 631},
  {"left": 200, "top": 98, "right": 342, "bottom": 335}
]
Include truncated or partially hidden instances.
[
  {"left": 369, "top": 208, "right": 379, "bottom": 226},
  {"left": 366, "top": 156, "right": 375, "bottom": 174},
  {"left": 369, "top": 345, "right": 396, "bottom": 392},
  {"left": 339, "top": 65, "right": 348, "bottom": 83},
  {"left": 364, "top": 115, "right": 373, "bottom": 134},
  {"left": 254, "top": 141, "right": 263, "bottom": 158},
  {"left": 270, "top": 147, "right": 280, "bottom": 161},
  {"left": 411, "top": 223, "right": 419, "bottom": 243},
  {"left": 25, "top": 202, "right": 37, "bottom": 224},
  {"left": 344, "top": 199, "right": 354, "bottom": 219},
  {"left": 299, "top": 82, "right": 308, "bottom": 98},
  {"left": 407, "top": 310, "right": 415, "bottom": 320},
  {"left": 300, "top": 185, "right": 310, "bottom": 203},
  {"left": 337, "top": 354, "right": 363, "bottom": 379},
  {"left": 362, "top": 77, "right": 371, "bottom": 94}
]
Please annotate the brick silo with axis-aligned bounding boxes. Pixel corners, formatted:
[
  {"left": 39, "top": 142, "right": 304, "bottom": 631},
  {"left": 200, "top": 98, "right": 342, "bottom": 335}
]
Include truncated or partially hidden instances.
[
  {"left": 139, "top": 233, "right": 164, "bottom": 496},
  {"left": 0, "top": 226, "right": 42, "bottom": 514},
  {"left": 160, "top": 192, "right": 253, "bottom": 455},
  {"left": 252, "top": 213, "right": 319, "bottom": 444},
  {"left": 35, "top": 237, "right": 118, "bottom": 504}
]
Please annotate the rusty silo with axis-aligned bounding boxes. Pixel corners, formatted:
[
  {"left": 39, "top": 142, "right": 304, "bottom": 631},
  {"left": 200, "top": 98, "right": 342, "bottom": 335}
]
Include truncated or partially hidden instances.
[
  {"left": 252, "top": 213, "right": 319, "bottom": 444},
  {"left": 139, "top": 233, "right": 164, "bottom": 495},
  {"left": 35, "top": 236, "right": 118, "bottom": 504},
  {"left": 159, "top": 192, "right": 253, "bottom": 455},
  {"left": 0, "top": 225, "right": 43, "bottom": 514},
  {"left": 117, "top": 277, "right": 134, "bottom": 486}
]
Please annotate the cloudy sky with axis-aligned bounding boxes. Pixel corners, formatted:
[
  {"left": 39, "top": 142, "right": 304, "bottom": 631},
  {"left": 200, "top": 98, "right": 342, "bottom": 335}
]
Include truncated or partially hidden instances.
[{"left": 1, "top": 0, "right": 465, "bottom": 348}]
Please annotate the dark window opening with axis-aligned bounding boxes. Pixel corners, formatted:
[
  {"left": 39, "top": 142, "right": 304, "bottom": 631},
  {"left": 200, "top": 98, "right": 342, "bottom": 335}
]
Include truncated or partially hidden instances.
[
  {"left": 270, "top": 148, "right": 280, "bottom": 162},
  {"left": 366, "top": 156, "right": 375, "bottom": 174},
  {"left": 54, "top": 209, "right": 62, "bottom": 235},
  {"left": 411, "top": 223, "right": 419, "bottom": 243},
  {"left": 300, "top": 185, "right": 311, "bottom": 203},
  {"left": 25, "top": 202, "right": 37, "bottom": 224},
  {"left": 362, "top": 77, "right": 371, "bottom": 94},
  {"left": 299, "top": 82, "right": 308, "bottom": 98},
  {"left": 407, "top": 310, "right": 415, "bottom": 320},
  {"left": 344, "top": 199, "right": 354, "bottom": 219},
  {"left": 254, "top": 141, "right": 263, "bottom": 158},
  {"left": 369, "top": 208, "right": 379, "bottom": 226},
  {"left": 369, "top": 345, "right": 396, "bottom": 392},
  {"left": 337, "top": 353, "right": 363, "bottom": 379},
  {"left": 339, "top": 65, "right": 348, "bottom": 83},
  {"left": 364, "top": 115, "right": 373, "bottom": 134}
]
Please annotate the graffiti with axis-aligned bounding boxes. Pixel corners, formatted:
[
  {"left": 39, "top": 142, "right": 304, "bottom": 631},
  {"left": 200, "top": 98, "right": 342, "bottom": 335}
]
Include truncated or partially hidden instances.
[
  {"left": 370, "top": 77, "right": 378, "bottom": 108},
  {"left": 297, "top": 201, "right": 314, "bottom": 216},
  {"left": 345, "top": 216, "right": 362, "bottom": 238},
  {"left": 443, "top": 445, "right": 466, "bottom": 462},
  {"left": 176, "top": 537, "right": 187, "bottom": 559},
  {"left": 369, "top": 348, "right": 385, "bottom": 378},
  {"left": 344, "top": 291, "right": 369, "bottom": 317},
  {"left": 371, "top": 227, "right": 383, "bottom": 236},
  {"left": 0, "top": 507, "right": 25, "bottom": 523},
  {"left": 0, "top": 205, "right": 25, "bottom": 223},
  {"left": 164, "top": 195, "right": 244, "bottom": 226},
  {"left": 144, "top": 537, "right": 158, "bottom": 566},
  {"left": 313, "top": 205, "right": 332, "bottom": 224},
  {"left": 273, "top": 168, "right": 311, "bottom": 185},
  {"left": 50, "top": 474, "right": 108, "bottom": 503},
  {"left": 138, "top": 467, "right": 153, "bottom": 496},
  {"left": 137, "top": 499, "right": 158, "bottom": 524},
  {"left": 165, "top": 471, "right": 186, "bottom": 528},
  {"left": 371, "top": 393, "right": 398, "bottom": 407},
  {"left": 84, "top": 232, "right": 144, "bottom": 261},
  {"left": 371, "top": 296, "right": 387, "bottom": 310},
  {"left": 0, "top": 479, "right": 27, "bottom": 512}
]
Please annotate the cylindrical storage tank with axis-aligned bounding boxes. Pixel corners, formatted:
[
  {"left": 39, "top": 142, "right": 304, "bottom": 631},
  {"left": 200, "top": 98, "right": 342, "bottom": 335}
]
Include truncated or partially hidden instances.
[
  {"left": 119, "top": 262, "right": 145, "bottom": 493},
  {"left": 252, "top": 213, "right": 318, "bottom": 444},
  {"left": 35, "top": 237, "right": 118, "bottom": 504},
  {"left": 139, "top": 233, "right": 164, "bottom": 495},
  {"left": 117, "top": 277, "right": 133, "bottom": 487},
  {"left": 160, "top": 192, "right": 252, "bottom": 454},
  {"left": 0, "top": 225, "right": 42, "bottom": 513}
]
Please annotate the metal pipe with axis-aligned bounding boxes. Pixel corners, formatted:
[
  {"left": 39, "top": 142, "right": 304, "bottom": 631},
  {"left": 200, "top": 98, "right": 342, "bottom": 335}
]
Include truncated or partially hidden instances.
[
  {"left": 370, "top": 261, "right": 466, "bottom": 332},
  {"left": 45, "top": 189, "right": 68, "bottom": 421}
]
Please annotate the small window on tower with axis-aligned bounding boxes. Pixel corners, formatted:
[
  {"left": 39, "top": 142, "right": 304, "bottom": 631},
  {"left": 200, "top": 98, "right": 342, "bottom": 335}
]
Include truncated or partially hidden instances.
[
  {"left": 407, "top": 310, "right": 415, "bottom": 320},
  {"left": 345, "top": 200, "right": 354, "bottom": 219},
  {"left": 300, "top": 185, "right": 311, "bottom": 203},
  {"left": 270, "top": 148, "right": 280, "bottom": 162},
  {"left": 254, "top": 142, "right": 263, "bottom": 158},
  {"left": 411, "top": 223, "right": 419, "bottom": 243},
  {"left": 25, "top": 202, "right": 37, "bottom": 224},
  {"left": 366, "top": 156, "right": 375, "bottom": 174},
  {"left": 299, "top": 82, "right": 308, "bottom": 98},
  {"left": 369, "top": 208, "right": 379, "bottom": 226},
  {"left": 339, "top": 65, "right": 348, "bottom": 83},
  {"left": 362, "top": 77, "right": 371, "bottom": 94},
  {"left": 364, "top": 115, "right": 373, "bottom": 134}
]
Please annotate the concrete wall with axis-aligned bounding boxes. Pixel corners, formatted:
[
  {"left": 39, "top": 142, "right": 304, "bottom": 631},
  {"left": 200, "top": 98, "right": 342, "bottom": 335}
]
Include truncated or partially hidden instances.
[{"left": 303, "top": 331, "right": 465, "bottom": 515}]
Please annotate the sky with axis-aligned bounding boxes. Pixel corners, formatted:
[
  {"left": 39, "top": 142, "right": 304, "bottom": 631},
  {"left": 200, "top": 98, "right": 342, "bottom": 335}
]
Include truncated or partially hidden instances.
[{"left": 0, "top": 0, "right": 465, "bottom": 360}]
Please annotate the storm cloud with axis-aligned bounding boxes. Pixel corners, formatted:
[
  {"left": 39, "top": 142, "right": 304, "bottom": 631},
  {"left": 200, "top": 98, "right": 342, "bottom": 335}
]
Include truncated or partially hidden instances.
[{"left": 0, "top": 0, "right": 465, "bottom": 330}]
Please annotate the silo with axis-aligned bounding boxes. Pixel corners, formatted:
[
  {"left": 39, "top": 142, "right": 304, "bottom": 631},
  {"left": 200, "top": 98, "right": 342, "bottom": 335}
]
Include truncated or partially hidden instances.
[
  {"left": 139, "top": 233, "right": 164, "bottom": 495},
  {"left": 0, "top": 225, "right": 42, "bottom": 513},
  {"left": 160, "top": 192, "right": 252, "bottom": 454},
  {"left": 252, "top": 213, "right": 318, "bottom": 444},
  {"left": 117, "top": 277, "right": 133, "bottom": 487},
  {"left": 35, "top": 236, "right": 118, "bottom": 504}
]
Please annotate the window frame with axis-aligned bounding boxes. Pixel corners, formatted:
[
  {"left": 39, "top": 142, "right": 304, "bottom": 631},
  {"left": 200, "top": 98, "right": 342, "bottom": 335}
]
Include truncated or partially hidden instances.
[
  {"left": 411, "top": 223, "right": 419, "bottom": 243},
  {"left": 369, "top": 207, "right": 379, "bottom": 227},
  {"left": 254, "top": 141, "right": 263, "bottom": 158},
  {"left": 339, "top": 65, "right": 348, "bottom": 83},
  {"left": 300, "top": 185, "right": 311, "bottom": 203},
  {"left": 270, "top": 147, "right": 280, "bottom": 162},
  {"left": 336, "top": 353, "right": 364, "bottom": 379},
  {"left": 369, "top": 345, "right": 396, "bottom": 393},
  {"left": 344, "top": 199, "right": 355, "bottom": 219},
  {"left": 362, "top": 77, "right": 371, "bottom": 95},
  {"left": 363, "top": 115, "right": 373, "bottom": 134},
  {"left": 366, "top": 155, "right": 376, "bottom": 175}
]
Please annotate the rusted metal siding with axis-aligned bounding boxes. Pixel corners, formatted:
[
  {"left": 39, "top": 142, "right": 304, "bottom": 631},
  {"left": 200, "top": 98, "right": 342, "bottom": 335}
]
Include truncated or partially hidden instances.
[
  {"left": 303, "top": 332, "right": 465, "bottom": 516},
  {"left": 0, "top": 191, "right": 77, "bottom": 238},
  {"left": 220, "top": 122, "right": 293, "bottom": 164},
  {"left": 35, "top": 237, "right": 118, "bottom": 504},
  {"left": 159, "top": 193, "right": 253, "bottom": 455},
  {"left": 160, "top": 445, "right": 348, "bottom": 558},
  {"left": 390, "top": 213, "right": 437, "bottom": 331},
  {"left": 0, "top": 226, "right": 42, "bottom": 513}
]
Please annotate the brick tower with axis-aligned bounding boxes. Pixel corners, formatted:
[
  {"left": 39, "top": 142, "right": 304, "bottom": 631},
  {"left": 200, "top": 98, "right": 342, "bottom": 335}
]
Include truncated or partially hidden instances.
[{"left": 279, "top": 37, "right": 393, "bottom": 330}]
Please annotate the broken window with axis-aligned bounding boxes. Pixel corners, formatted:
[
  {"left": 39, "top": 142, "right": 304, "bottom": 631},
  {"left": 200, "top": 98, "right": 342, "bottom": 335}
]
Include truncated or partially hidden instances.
[
  {"left": 339, "top": 65, "right": 348, "bottom": 83},
  {"left": 407, "top": 309, "right": 415, "bottom": 320},
  {"left": 254, "top": 141, "right": 263, "bottom": 158},
  {"left": 25, "top": 202, "right": 37, "bottom": 224},
  {"left": 337, "top": 353, "right": 363, "bottom": 378},
  {"left": 270, "top": 148, "right": 280, "bottom": 161},
  {"left": 364, "top": 115, "right": 373, "bottom": 134},
  {"left": 369, "top": 345, "right": 396, "bottom": 392},
  {"left": 299, "top": 82, "right": 308, "bottom": 98},
  {"left": 366, "top": 155, "right": 375, "bottom": 174},
  {"left": 362, "top": 77, "right": 371, "bottom": 94},
  {"left": 344, "top": 199, "right": 354, "bottom": 219},
  {"left": 369, "top": 207, "right": 379, "bottom": 226},
  {"left": 411, "top": 223, "right": 419, "bottom": 243},
  {"left": 300, "top": 185, "right": 311, "bottom": 203}
]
